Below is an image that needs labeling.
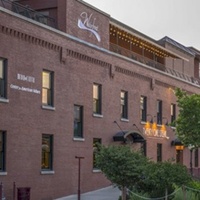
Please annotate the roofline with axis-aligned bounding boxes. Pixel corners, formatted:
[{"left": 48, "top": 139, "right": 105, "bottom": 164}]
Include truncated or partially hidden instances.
[
  {"left": 158, "top": 36, "right": 195, "bottom": 57},
  {"left": 110, "top": 21, "right": 189, "bottom": 61},
  {"left": 1, "top": 7, "right": 199, "bottom": 88},
  {"left": 78, "top": 0, "right": 110, "bottom": 17},
  {"left": 110, "top": 17, "right": 156, "bottom": 43}
]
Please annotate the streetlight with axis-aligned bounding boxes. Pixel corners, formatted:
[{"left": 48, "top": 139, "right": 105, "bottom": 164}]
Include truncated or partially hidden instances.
[
  {"left": 188, "top": 145, "right": 195, "bottom": 176},
  {"left": 75, "top": 156, "right": 84, "bottom": 200}
]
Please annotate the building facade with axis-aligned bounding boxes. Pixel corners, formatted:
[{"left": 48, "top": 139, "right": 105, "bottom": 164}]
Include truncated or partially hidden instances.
[{"left": 0, "top": 0, "right": 200, "bottom": 199}]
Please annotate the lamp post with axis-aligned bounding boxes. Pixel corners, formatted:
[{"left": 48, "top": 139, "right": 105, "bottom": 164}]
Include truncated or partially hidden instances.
[
  {"left": 188, "top": 145, "right": 194, "bottom": 176},
  {"left": 75, "top": 156, "right": 84, "bottom": 200}
]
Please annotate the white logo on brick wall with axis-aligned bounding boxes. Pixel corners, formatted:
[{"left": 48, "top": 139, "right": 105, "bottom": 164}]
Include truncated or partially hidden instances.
[
  {"left": 78, "top": 12, "right": 101, "bottom": 42},
  {"left": 10, "top": 73, "right": 40, "bottom": 94}
]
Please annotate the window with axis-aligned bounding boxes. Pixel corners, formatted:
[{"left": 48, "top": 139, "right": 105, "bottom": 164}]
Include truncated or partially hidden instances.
[
  {"left": 74, "top": 105, "right": 83, "bottom": 138},
  {"left": 0, "top": 131, "right": 6, "bottom": 171},
  {"left": 42, "top": 70, "right": 53, "bottom": 106},
  {"left": 199, "top": 63, "right": 200, "bottom": 79},
  {"left": 176, "top": 150, "right": 183, "bottom": 164},
  {"left": 195, "top": 149, "right": 199, "bottom": 168},
  {"left": 171, "top": 104, "right": 176, "bottom": 125},
  {"left": 0, "top": 58, "right": 7, "bottom": 98},
  {"left": 121, "top": 91, "right": 128, "bottom": 119},
  {"left": 93, "top": 138, "right": 101, "bottom": 169},
  {"left": 42, "top": 134, "right": 53, "bottom": 170},
  {"left": 157, "top": 143, "right": 162, "bottom": 162},
  {"left": 141, "top": 142, "right": 146, "bottom": 156},
  {"left": 157, "top": 100, "right": 162, "bottom": 124},
  {"left": 140, "top": 96, "right": 147, "bottom": 122},
  {"left": 93, "top": 83, "right": 102, "bottom": 114}
]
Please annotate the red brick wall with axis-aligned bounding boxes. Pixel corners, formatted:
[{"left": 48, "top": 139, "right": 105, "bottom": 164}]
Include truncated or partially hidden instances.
[
  {"left": 18, "top": 0, "right": 110, "bottom": 49},
  {"left": 17, "top": 0, "right": 57, "bottom": 9},
  {"left": 0, "top": 2, "right": 199, "bottom": 200},
  {"left": 65, "top": 0, "right": 110, "bottom": 49}
]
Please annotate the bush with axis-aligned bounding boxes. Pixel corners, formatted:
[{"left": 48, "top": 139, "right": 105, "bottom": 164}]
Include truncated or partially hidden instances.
[
  {"left": 129, "top": 191, "right": 150, "bottom": 200},
  {"left": 187, "top": 180, "right": 200, "bottom": 190},
  {"left": 173, "top": 187, "right": 200, "bottom": 200},
  {"left": 134, "top": 161, "right": 191, "bottom": 199}
]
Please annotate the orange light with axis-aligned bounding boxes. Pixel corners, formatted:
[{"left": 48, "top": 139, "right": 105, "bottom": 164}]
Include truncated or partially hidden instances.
[
  {"left": 176, "top": 146, "right": 184, "bottom": 150},
  {"left": 160, "top": 124, "right": 166, "bottom": 132},
  {"left": 152, "top": 122, "right": 157, "bottom": 130},
  {"left": 144, "top": 121, "right": 151, "bottom": 129}
]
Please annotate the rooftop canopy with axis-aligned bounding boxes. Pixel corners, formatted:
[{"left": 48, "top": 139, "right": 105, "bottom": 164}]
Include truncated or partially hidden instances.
[{"left": 110, "top": 22, "right": 189, "bottom": 61}]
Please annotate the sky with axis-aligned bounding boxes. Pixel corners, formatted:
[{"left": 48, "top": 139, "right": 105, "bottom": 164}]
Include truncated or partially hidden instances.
[{"left": 84, "top": 0, "right": 200, "bottom": 50}]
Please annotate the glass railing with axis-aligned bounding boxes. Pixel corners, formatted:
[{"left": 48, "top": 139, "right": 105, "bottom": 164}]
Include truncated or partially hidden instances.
[
  {"left": 0, "top": 0, "right": 56, "bottom": 28},
  {"left": 110, "top": 42, "right": 200, "bottom": 86}
]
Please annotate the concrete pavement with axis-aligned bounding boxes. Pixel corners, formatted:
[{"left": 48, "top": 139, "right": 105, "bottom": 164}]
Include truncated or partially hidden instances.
[{"left": 55, "top": 186, "right": 121, "bottom": 200}]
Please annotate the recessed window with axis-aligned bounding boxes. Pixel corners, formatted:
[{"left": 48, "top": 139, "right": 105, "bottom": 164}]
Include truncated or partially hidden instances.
[
  {"left": 176, "top": 149, "right": 183, "bottom": 164},
  {"left": 121, "top": 91, "right": 128, "bottom": 119},
  {"left": 195, "top": 149, "right": 199, "bottom": 168},
  {"left": 171, "top": 104, "right": 176, "bottom": 125},
  {"left": 157, "top": 143, "right": 162, "bottom": 162},
  {"left": 140, "top": 96, "right": 147, "bottom": 122},
  {"left": 141, "top": 142, "right": 146, "bottom": 156},
  {"left": 74, "top": 105, "right": 83, "bottom": 138},
  {"left": 93, "top": 84, "right": 102, "bottom": 114},
  {"left": 42, "top": 70, "right": 53, "bottom": 106},
  {"left": 199, "top": 63, "right": 200, "bottom": 79},
  {"left": 0, "top": 131, "right": 6, "bottom": 172},
  {"left": 93, "top": 138, "right": 101, "bottom": 169},
  {"left": 156, "top": 100, "right": 162, "bottom": 124},
  {"left": 42, "top": 134, "right": 53, "bottom": 170},
  {"left": 0, "top": 58, "right": 7, "bottom": 99}
]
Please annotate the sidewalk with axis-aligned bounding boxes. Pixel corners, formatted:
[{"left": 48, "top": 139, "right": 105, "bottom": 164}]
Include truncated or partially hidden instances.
[{"left": 55, "top": 186, "right": 121, "bottom": 200}]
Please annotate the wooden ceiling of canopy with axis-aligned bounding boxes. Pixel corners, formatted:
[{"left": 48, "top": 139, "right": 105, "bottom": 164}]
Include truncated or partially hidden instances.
[{"left": 109, "top": 24, "right": 182, "bottom": 59}]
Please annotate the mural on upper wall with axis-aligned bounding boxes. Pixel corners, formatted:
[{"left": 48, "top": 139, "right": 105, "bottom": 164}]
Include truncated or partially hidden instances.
[{"left": 78, "top": 11, "right": 101, "bottom": 42}]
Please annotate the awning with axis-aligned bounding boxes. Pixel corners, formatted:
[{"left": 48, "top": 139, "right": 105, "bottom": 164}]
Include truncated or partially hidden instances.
[
  {"left": 113, "top": 130, "right": 146, "bottom": 143},
  {"left": 171, "top": 138, "right": 183, "bottom": 146}
]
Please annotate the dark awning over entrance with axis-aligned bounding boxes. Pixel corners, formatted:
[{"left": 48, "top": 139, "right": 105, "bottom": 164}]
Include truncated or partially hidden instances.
[
  {"left": 171, "top": 138, "right": 183, "bottom": 146},
  {"left": 113, "top": 130, "right": 145, "bottom": 143}
]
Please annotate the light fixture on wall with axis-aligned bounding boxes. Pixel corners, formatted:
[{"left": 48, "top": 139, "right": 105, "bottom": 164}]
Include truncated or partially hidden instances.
[
  {"left": 171, "top": 138, "right": 184, "bottom": 150},
  {"left": 160, "top": 117, "right": 168, "bottom": 138},
  {"left": 143, "top": 115, "right": 169, "bottom": 139}
]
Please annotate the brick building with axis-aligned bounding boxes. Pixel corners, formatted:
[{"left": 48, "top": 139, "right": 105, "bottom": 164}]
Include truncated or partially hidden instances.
[{"left": 0, "top": 0, "right": 200, "bottom": 199}]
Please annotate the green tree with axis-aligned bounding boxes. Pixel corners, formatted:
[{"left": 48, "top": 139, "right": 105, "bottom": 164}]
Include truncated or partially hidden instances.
[
  {"left": 95, "top": 145, "right": 148, "bottom": 200},
  {"left": 136, "top": 161, "right": 191, "bottom": 198},
  {"left": 175, "top": 88, "right": 200, "bottom": 147}
]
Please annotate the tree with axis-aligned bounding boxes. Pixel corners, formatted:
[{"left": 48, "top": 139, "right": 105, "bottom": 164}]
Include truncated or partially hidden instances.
[
  {"left": 136, "top": 161, "right": 191, "bottom": 198},
  {"left": 175, "top": 88, "right": 200, "bottom": 147},
  {"left": 95, "top": 144, "right": 149, "bottom": 200}
]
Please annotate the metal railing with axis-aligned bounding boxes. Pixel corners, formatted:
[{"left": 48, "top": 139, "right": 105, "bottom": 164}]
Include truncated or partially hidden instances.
[
  {"left": 110, "top": 42, "right": 200, "bottom": 86},
  {"left": 0, "top": 0, "right": 56, "bottom": 28}
]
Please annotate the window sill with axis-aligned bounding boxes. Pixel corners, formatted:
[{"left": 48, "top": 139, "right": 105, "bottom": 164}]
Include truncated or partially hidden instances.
[
  {"left": 93, "top": 113, "right": 103, "bottom": 118},
  {"left": 0, "top": 98, "right": 9, "bottom": 103},
  {"left": 41, "top": 170, "right": 55, "bottom": 175},
  {"left": 92, "top": 169, "right": 101, "bottom": 173},
  {"left": 42, "top": 105, "right": 55, "bottom": 111},
  {"left": 141, "top": 121, "right": 147, "bottom": 125},
  {"left": 0, "top": 172, "right": 7, "bottom": 176},
  {"left": 73, "top": 137, "right": 85, "bottom": 142},
  {"left": 120, "top": 118, "right": 129, "bottom": 122}
]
